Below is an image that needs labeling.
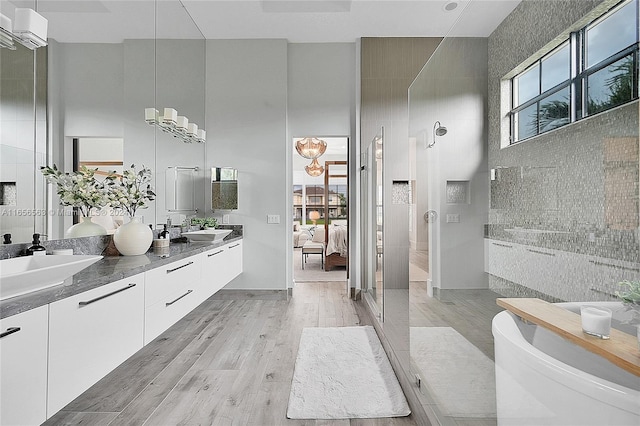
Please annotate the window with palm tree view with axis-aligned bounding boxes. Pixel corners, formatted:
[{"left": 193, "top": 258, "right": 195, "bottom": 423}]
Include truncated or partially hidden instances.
[
  {"left": 510, "top": 0, "right": 638, "bottom": 144},
  {"left": 293, "top": 184, "right": 347, "bottom": 225}
]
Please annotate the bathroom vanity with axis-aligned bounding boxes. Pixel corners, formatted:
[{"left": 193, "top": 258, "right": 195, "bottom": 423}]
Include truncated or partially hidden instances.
[
  {"left": 0, "top": 236, "right": 243, "bottom": 424},
  {"left": 484, "top": 237, "right": 640, "bottom": 301}
]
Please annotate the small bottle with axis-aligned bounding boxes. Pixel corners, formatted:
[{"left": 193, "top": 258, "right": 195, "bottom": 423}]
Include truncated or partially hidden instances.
[{"left": 26, "top": 233, "right": 46, "bottom": 256}]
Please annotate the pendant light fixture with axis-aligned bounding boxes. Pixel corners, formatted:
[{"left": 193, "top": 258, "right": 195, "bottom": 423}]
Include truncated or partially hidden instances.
[
  {"left": 296, "top": 137, "right": 327, "bottom": 159},
  {"left": 305, "top": 158, "right": 324, "bottom": 177}
]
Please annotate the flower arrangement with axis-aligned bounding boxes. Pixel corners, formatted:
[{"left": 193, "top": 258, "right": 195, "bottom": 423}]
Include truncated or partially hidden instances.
[
  {"left": 41, "top": 165, "right": 109, "bottom": 217},
  {"left": 105, "top": 164, "right": 156, "bottom": 217}
]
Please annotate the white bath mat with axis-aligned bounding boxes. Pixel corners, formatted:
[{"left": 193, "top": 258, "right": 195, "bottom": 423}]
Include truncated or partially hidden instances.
[
  {"left": 411, "top": 327, "right": 496, "bottom": 418},
  {"left": 287, "top": 326, "right": 411, "bottom": 419}
]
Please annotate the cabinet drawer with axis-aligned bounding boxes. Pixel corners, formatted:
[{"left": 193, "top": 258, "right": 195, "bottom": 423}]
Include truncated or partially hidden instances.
[
  {"left": 144, "top": 285, "right": 199, "bottom": 344},
  {"left": 48, "top": 274, "right": 145, "bottom": 417},
  {"left": 145, "top": 257, "right": 201, "bottom": 307},
  {"left": 0, "top": 305, "right": 49, "bottom": 426},
  {"left": 225, "top": 241, "right": 243, "bottom": 283},
  {"left": 200, "top": 246, "right": 230, "bottom": 299}
]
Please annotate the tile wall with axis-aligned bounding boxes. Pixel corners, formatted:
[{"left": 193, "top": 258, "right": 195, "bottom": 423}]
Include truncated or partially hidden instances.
[{"left": 487, "top": 0, "right": 639, "bottom": 301}]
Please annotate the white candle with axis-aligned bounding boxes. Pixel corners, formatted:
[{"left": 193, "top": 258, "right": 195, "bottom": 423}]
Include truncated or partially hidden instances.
[{"left": 580, "top": 306, "right": 612, "bottom": 339}]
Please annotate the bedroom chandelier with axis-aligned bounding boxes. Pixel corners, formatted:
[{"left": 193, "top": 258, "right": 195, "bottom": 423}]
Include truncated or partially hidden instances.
[
  {"left": 305, "top": 158, "right": 324, "bottom": 177},
  {"left": 296, "top": 137, "right": 327, "bottom": 159},
  {"left": 296, "top": 137, "right": 327, "bottom": 177}
]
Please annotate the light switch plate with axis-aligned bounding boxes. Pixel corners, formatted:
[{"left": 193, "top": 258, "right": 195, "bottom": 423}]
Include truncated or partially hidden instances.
[
  {"left": 223, "top": 214, "right": 230, "bottom": 224},
  {"left": 267, "top": 214, "right": 280, "bottom": 224}
]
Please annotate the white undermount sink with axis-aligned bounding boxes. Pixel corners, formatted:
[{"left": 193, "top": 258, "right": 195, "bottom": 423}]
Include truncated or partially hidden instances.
[
  {"left": 181, "top": 229, "right": 232, "bottom": 243},
  {"left": 0, "top": 255, "right": 103, "bottom": 301}
]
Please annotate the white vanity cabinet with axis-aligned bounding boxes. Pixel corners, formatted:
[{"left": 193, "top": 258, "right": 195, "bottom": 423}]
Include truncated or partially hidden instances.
[
  {"left": 144, "top": 256, "right": 202, "bottom": 344},
  {"left": 47, "top": 273, "right": 145, "bottom": 417},
  {"left": 225, "top": 241, "right": 243, "bottom": 284},
  {"left": 485, "top": 238, "right": 640, "bottom": 301},
  {"left": 198, "top": 241, "right": 243, "bottom": 305},
  {"left": 0, "top": 304, "right": 49, "bottom": 426},
  {"left": 1, "top": 238, "right": 244, "bottom": 424}
]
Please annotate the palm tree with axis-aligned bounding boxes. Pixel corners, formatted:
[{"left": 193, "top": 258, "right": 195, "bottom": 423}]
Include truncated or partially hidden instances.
[{"left": 588, "top": 55, "right": 634, "bottom": 114}]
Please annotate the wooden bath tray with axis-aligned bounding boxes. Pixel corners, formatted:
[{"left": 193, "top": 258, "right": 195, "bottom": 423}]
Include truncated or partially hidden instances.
[{"left": 497, "top": 298, "right": 640, "bottom": 377}]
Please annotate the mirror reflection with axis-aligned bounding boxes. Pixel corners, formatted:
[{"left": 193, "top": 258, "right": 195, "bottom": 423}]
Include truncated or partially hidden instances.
[
  {"left": 406, "top": 2, "right": 639, "bottom": 424},
  {"left": 0, "top": 0, "right": 206, "bottom": 243},
  {"left": 362, "top": 129, "right": 383, "bottom": 317},
  {"left": 211, "top": 167, "right": 238, "bottom": 211},
  {"left": 0, "top": 1, "right": 46, "bottom": 244}
]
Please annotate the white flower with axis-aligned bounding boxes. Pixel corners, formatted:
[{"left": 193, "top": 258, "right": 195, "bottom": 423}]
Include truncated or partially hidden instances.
[
  {"left": 106, "top": 164, "right": 156, "bottom": 217},
  {"left": 41, "top": 165, "right": 111, "bottom": 217}
]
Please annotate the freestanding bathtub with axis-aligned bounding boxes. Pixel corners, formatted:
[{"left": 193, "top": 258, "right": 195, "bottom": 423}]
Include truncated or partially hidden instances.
[{"left": 493, "top": 302, "right": 640, "bottom": 426}]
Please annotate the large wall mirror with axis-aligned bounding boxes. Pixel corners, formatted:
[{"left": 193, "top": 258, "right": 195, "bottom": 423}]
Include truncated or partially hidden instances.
[
  {"left": 0, "top": 0, "right": 46, "bottom": 244},
  {"left": 0, "top": 0, "right": 206, "bottom": 244}
]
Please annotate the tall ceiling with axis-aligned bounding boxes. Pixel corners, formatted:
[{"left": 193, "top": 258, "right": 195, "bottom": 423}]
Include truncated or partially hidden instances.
[{"left": 6, "top": 0, "right": 522, "bottom": 44}]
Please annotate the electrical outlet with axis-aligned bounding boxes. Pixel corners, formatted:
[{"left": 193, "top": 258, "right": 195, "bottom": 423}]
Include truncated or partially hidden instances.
[
  {"left": 446, "top": 214, "right": 460, "bottom": 223},
  {"left": 267, "top": 214, "right": 280, "bottom": 224},
  {"left": 222, "top": 214, "right": 230, "bottom": 224}
]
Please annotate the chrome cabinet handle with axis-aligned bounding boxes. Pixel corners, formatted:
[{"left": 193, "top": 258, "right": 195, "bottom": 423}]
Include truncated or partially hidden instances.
[
  {"left": 208, "top": 250, "right": 224, "bottom": 257},
  {"left": 527, "top": 249, "right": 555, "bottom": 257},
  {"left": 0, "top": 327, "right": 21, "bottom": 339},
  {"left": 229, "top": 243, "right": 240, "bottom": 249},
  {"left": 492, "top": 242, "right": 513, "bottom": 248},
  {"left": 166, "top": 290, "right": 193, "bottom": 306},
  {"left": 79, "top": 283, "right": 137, "bottom": 306},
  {"left": 166, "top": 261, "right": 194, "bottom": 273}
]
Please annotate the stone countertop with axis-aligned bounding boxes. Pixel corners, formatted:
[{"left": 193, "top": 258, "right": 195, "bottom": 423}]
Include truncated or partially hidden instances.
[{"left": 0, "top": 236, "right": 242, "bottom": 319}]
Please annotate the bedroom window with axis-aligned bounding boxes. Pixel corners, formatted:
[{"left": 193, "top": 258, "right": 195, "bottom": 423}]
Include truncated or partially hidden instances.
[{"left": 508, "top": 0, "right": 639, "bottom": 144}]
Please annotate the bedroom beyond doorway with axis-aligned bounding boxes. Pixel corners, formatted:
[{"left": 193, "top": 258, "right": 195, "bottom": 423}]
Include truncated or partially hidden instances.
[{"left": 292, "top": 137, "right": 348, "bottom": 283}]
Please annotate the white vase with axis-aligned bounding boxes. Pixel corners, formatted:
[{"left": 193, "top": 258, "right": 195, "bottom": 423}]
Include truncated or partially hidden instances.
[
  {"left": 113, "top": 216, "right": 153, "bottom": 256},
  {"left": 65, "top": 216, "right": 108, "bottom": 238}
]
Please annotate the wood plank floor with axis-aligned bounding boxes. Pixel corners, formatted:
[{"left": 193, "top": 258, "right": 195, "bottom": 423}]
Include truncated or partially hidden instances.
[
  {"left": 408, "top": 249, "right": 504, "bottom": 426},
  {"left": 44, "top": 282, "right": 418, "bottom": 426}
]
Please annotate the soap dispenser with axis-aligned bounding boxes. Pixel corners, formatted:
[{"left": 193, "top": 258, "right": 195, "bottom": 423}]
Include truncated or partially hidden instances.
[
  {"left": 26, "top": 233, "right": 46, "bottom": 256},
  {"left": 159, "top": 224, "right": 170, "bottom": 239}
]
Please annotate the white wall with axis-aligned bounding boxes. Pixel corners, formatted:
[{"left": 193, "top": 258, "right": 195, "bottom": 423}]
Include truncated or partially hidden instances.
[
  {"left": 287, "top": 43, "right": 357, "bottom": 290},
  {"left": 412, "top": 38, "right": 490, "bottom": 290},
  {"left": 204, "top": 41, "right": 356, "bottom": 291},
  {"left": 287, "top": 43, "right": 355, "bottom": 136},
  {"left": 205, "top": 39, "right": 289, "bottom": 290}
]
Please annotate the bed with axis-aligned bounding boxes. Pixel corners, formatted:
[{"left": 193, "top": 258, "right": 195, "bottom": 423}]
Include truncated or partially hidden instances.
[{"left": 325, "top": 224, "right": 347, "bottom": 271}]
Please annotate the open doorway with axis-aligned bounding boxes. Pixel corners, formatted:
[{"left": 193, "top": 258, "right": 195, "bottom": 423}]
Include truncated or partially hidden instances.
[
  {"left": 292, "top": 137, "right": 348, "bottom": 283},
  {"left": 73, "top": 137, "right": 124, "bottom": 232}
]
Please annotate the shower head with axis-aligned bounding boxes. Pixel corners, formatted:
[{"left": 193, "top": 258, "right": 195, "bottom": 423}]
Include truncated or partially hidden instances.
[{"left": 427, "top": 121, "right": 447, "bottom": 148}]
